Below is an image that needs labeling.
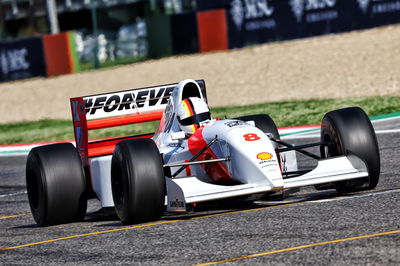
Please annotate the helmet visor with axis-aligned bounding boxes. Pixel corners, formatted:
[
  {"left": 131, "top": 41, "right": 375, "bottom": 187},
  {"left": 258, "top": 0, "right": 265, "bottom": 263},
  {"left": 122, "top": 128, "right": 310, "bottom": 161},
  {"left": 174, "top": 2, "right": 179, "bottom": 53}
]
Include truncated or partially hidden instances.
[{"left": 178, "top": 112, "right": 211, "bottom": 126}]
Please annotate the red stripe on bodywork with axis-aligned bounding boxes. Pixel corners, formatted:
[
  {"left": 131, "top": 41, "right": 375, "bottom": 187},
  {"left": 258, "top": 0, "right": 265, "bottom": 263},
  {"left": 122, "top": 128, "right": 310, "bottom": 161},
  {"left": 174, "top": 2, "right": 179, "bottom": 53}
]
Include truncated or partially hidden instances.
[{"left": 188, "top": 128, "right": 232, "bottom": 184}]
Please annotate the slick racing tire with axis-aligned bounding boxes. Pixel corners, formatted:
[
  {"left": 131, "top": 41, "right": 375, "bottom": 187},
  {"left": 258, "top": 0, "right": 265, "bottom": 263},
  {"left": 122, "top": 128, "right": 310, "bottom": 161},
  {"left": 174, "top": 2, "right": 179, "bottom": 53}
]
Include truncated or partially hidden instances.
[
  {"left": 111, "top": 138, "right": 165, "bottom": 225},
  {"left": 320, "top": 107, "right": 380, "bottom": 193},
  {"left": 26, "top": 143, "right": 87, "bottom": 226},
  {"left": 235, "top": 114, "right": 280, "bottom": 139}
]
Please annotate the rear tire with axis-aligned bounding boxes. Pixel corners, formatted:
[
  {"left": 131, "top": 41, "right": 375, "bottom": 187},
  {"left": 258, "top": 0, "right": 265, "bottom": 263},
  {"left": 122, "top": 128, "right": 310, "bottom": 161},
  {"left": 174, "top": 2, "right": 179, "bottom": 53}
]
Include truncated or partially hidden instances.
[
  {"left": 111, "top": 138, "right": 165, "bottom": 225},
  {"left": 320, "top": 107, "right": 380, "bottom": 193},
  {"left": 26, "top": 143, "right": 87, "bottom": 226}
]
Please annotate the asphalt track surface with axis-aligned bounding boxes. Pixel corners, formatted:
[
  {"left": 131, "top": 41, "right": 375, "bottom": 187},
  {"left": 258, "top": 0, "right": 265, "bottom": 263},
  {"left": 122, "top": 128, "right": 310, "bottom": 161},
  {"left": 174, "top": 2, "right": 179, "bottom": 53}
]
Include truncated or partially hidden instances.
[{"left": 1, "top": 119, "right": 399, "bottom": 265}]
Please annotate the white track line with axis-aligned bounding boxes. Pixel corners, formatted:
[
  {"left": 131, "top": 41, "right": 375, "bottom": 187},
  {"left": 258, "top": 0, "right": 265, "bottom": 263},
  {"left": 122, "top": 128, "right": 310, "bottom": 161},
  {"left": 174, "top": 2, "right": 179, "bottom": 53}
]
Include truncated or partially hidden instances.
[
  {"left": 309, "top": 188, "right": 400, "bottom": 203},
  {"left": 371, "top": 116, "right": 400, "bottom": 123},
  {"left": 282, "top": 128, "right": 400, "bottom": 140},
  {"left": 0, "top": 191, "right": 27, "bottom": 198},
  {"left": 375, "top": 129, "right": 400, "bottom": 134},
  {"left": 259, "top": 188, "right": 400, "bottom": 205}
]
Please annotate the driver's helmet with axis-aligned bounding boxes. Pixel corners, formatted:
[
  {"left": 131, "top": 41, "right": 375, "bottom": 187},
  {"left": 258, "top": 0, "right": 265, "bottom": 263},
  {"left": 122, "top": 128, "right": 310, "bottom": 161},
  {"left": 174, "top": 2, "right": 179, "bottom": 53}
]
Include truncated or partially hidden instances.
[{"left": 176, "top": 97, "right": 211, "bottom": 134}]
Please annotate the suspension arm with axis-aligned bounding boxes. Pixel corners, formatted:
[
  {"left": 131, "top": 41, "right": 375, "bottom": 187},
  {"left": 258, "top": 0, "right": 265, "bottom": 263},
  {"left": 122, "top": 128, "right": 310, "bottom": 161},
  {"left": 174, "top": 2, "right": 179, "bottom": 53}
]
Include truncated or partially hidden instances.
[
  {"left": 270, "top": 137, "right": 327, "bottom": 160},
  {"left": 171, "top": 135, "right": 219, "bottom": 178}
]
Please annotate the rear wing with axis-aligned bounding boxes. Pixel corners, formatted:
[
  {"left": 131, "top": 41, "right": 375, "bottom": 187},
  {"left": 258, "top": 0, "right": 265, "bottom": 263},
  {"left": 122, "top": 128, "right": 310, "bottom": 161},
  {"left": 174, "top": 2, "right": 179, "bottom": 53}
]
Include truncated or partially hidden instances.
[{"left": 70, "top": 80, "right": 207, "bottom": 165}]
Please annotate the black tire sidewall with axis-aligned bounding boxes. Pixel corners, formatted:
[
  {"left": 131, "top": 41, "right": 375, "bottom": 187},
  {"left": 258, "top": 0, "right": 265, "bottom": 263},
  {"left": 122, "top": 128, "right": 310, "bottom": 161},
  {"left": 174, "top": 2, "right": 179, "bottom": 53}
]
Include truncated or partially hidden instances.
[
  {"left": 111, "top": 138, "right": 165, "bottom": 225},
  {"left": 26, "top": 151, "right": 47, "bottom": 225},
  {"left": 26, "top": 143, "right": 87, "bottom": 226},
  {"left": 111, "top": 144, "right": 133, "bottom": 223}
]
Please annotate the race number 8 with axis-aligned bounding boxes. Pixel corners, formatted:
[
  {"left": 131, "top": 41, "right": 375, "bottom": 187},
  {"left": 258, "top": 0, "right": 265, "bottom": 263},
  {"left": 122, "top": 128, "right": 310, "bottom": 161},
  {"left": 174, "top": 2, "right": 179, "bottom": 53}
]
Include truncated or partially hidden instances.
[{"left": 243, "top": 133, "right": 260, "bottom": 141}]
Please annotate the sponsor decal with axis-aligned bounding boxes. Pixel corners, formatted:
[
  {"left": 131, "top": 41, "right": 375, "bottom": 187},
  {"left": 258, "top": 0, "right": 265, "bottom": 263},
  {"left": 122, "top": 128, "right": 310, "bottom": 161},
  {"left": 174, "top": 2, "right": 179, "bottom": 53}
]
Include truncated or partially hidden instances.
[
  {"left": 0, "top": 48, "right": 30, "bottom": 75},
  {"left": 75, "top": 126, "right": 84, "bottom": 151},
  {"left": 256, "top": 151, "right": 277, "bottom": 166},
  {"left": 72, "top": 100, "right": 81, "bottom": 122},
  {"left": 169, "top": 199, "right": 185, "bottom": 208},
  {"left": 259, "top": 160, "right": 277, "bottom": 167},
  {"left": 263, "top": 164, "right": 278, "bottom": 171},
  {"left": 230, "top": 0, "right": 276, "bottom": 31},
  {"left": 224, "top": 120, "right": 247, "bottom": 128},
  {"left": 84, "top": 85, "right": 174, "bottom": 120},
  {"left": 289, "top": 0, "right": 338, "bottom": 23},
  {"left": 167, "top": 143, "right": 184, "bottom": 148},
  {"left": 281, "top": 152, "right": 288, "bottom": 172},
  {"left": 71, "top": 99, "right": 87, "bottom": 154},
  {"left": 358, "top": 0, "right": 370, "bottom": 12},
  {"left": 231, "top": 0, "right": 245, "bottom": 29},
  {"left": 257, "top": 152, "right": 273, "bottom": 160},
  {"left": 259, "top": 160, "right": 277, "bottom": 165},
  {"left": 290, "top": 0, "right": 305, "bottom": 22},
  {"left": 357, "top": 0, "right": 400, "bottom": 14}
]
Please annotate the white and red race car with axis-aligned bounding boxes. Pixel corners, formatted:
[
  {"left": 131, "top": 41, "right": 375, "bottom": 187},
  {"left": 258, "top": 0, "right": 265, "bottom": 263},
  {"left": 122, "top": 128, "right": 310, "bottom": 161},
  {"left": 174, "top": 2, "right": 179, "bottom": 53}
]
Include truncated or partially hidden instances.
[{"left": 26, "top": 79, "right": 380, "bottom": 226}]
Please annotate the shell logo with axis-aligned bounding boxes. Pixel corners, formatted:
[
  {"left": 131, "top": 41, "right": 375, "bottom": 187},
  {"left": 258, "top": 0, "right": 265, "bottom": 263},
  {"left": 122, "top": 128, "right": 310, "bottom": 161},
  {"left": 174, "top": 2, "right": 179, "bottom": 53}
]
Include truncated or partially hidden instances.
[{"left": 257, "top": 152, "right": 273, "bottom": 160}]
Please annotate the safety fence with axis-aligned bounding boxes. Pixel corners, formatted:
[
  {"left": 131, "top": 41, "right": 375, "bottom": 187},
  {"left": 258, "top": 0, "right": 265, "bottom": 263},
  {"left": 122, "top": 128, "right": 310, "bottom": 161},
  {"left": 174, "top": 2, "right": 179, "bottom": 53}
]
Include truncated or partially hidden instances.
[
  {"left": 0, "top": 32, "right": 78, "bottom": 82},
  {"left": 1, "top": 0, "right": 400, "bottom": 82}
]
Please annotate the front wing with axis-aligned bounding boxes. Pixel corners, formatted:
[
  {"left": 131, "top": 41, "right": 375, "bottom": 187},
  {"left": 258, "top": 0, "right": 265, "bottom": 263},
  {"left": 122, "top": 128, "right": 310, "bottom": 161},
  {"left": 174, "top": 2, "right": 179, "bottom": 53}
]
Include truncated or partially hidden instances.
[{"left": 166, "top": 156, "right": 368, "bottom": 212}]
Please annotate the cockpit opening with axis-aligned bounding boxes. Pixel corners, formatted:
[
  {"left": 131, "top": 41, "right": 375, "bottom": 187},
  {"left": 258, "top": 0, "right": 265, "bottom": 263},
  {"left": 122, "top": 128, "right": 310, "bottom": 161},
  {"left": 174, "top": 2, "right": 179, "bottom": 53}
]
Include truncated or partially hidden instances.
[{"left": 181, "top": 82, "right": 202, "bottom": 100}]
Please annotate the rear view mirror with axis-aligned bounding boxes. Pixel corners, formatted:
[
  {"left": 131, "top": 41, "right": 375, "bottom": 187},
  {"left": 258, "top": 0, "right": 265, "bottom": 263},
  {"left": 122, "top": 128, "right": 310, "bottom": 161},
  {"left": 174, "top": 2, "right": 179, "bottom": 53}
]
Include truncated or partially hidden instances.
[
  {"left": 245, "top": 120, "right": 255, "bottom": 126},
  {"left": 171, "top": 131, "right": 186, "bottom": 141}
]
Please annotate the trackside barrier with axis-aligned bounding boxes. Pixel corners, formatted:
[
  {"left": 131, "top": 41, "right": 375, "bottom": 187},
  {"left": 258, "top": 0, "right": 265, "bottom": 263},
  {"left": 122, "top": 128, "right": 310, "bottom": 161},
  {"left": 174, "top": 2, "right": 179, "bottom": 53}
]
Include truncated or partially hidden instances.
[
  {"left": 195, "top": 0, "right": 400, "bottom": 49},
  {"left": 43, "top": 32, "right": 79, "bottom": 76},
  {"left": 0, "top": 37, "right": 47, "bottom": 82},
  {"left": 146, "top": 14, "right": 172, "bottom": 58},
  {"left": 196, "top": 9, "right": 228, "bottom": 53},
  {"left": 0, "top": 31, "right": 79, "bottom": 83},
  {"left": 146, "top": 12, "right": 199, "bottom": 58}
]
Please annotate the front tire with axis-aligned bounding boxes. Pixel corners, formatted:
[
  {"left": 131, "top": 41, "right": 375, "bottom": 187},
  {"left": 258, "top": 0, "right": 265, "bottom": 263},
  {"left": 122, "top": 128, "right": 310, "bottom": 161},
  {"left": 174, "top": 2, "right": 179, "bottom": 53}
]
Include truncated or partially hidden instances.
[
  {"left": 111, "top": 138, "right": 165, "bottom": 225},
  {"left": 235, "top": 114, "right": 280, "bottom": 150},
  {"left": 26, "top": 143, "right": 87, "bottom": 226},
  {"left": 235, "top": 114, "right": 280, "bottom": 139},
  {"left": 321, "top": 107, "right": 380, "bottom": 193}
]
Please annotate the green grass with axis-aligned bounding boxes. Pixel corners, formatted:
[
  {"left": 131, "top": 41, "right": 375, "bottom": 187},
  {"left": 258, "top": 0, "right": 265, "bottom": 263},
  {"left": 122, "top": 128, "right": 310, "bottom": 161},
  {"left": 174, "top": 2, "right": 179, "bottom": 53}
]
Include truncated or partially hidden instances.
[
  {"left": 1, "top": 96, "right": 399, "bottom": 145},
  {"left": 212, "top": 96, "right": 400, "bottom": 126}
]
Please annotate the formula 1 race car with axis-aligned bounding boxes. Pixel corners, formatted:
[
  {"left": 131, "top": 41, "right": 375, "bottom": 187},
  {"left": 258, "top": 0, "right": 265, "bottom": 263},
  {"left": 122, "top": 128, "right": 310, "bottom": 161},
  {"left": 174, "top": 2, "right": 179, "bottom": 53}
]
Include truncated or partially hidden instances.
[{"left": 26, "top": 79, "right": 380, "bottom": 226}]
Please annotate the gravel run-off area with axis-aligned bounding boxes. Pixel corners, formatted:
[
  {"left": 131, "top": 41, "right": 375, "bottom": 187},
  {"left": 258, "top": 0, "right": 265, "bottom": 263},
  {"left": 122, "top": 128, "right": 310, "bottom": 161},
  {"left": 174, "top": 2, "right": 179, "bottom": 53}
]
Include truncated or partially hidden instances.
[{"left": 0, "top": 24, "right": 399, "bottom": 123}]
